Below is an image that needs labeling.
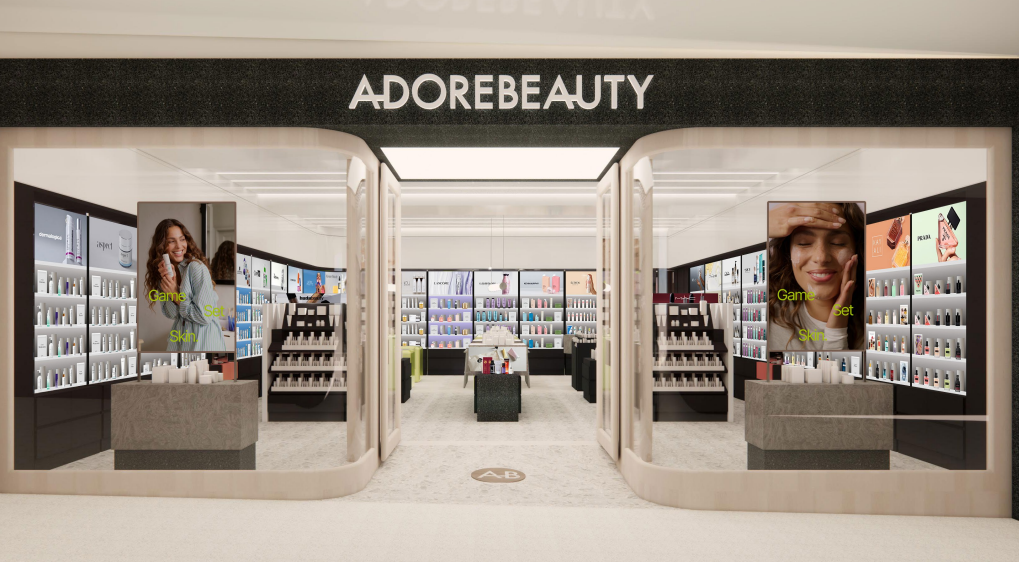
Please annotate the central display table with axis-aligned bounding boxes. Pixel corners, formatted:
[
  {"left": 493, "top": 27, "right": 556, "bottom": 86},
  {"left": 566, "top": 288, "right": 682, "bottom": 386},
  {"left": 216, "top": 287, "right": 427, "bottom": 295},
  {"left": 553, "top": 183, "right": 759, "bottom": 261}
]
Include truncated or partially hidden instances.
[{"left": 111, "top": 380, "right": 258, "bottom": 470}]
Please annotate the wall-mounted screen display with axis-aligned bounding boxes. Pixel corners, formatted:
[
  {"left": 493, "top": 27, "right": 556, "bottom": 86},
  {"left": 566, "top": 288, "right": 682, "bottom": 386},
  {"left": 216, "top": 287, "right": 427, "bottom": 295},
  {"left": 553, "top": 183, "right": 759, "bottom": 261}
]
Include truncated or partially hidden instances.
[
  {"left": 688, "top": 264, "right": 705, "bottom": 292},
  {"left": 565, "top": 270, "right": 598, "bottom": 296},
  {"left": 867, "top": 215, "right": 911, "bottom": 270},
  {"left": 252, "top": 257, "right": 270, "bottom": 291},
  {"left": 287, "top": 265, "right": 303, "bottom": 294},
  {"left": 913, "top": 202, "right": 966, "bottom": 265},
  {"left": 270, "top": 262, "right": 287, "bottom": 292}
]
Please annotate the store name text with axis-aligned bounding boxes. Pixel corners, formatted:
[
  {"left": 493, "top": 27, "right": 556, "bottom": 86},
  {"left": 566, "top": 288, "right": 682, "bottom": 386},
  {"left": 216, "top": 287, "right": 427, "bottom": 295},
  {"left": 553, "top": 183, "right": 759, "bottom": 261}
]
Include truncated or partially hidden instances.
[{"left": 349, "top": 74, "right": 653, "bottom": 111}]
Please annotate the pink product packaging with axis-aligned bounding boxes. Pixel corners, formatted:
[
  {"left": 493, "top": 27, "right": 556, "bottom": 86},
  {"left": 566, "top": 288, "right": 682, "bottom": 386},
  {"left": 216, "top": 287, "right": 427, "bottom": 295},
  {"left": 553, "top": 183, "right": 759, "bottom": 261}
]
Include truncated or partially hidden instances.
[{"left": 551, "top": 275, "right": 560, "bottom": 293}]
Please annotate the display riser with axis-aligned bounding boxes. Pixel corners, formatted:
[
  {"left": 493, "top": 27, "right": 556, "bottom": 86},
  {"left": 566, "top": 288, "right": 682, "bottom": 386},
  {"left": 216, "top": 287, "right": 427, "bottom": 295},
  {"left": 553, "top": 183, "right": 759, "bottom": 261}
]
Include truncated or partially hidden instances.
[
  {"left": 267, "top": 393, "right": 346, "bottom": 422},
  {"left": 653, "top": 393, "right": 727, "bottom": 422},
  {"left": 237, "top": 354, "right": 264, "bottom": 396},
  {"left": 529, "top": 348, "right": 565, "bottom": 375},
  {"left": 571, "top": 342, "right": 595, "bottom": 390},
  {"left": 731, "top": 357, "right": 761, "bottom": 400},
  {"left": 426, "top": 348, "right": 466, "bottom": 375}
]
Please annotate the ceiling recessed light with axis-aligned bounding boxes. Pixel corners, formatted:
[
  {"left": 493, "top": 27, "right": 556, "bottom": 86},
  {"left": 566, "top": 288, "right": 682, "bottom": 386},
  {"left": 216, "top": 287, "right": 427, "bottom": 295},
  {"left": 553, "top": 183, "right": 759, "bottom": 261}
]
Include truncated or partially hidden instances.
[{"left": 382, "top": 147, "right": 618, "bottom": 180}]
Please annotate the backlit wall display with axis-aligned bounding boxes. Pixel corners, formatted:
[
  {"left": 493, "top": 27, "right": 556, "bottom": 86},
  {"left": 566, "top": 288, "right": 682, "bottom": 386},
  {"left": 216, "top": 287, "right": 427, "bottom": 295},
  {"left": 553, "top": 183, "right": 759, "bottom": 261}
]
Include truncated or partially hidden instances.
[
  {"left": 688, "top": 264, "right": 705, "bottom": 292},
  {"left": 287, "top": 266, "right": 303, "bottom": 294},
  {"left": 912, "top": 203, "right": 966, "bottom": 265},
  {"left": 565, "top": 270, "right": 598, "bottom": 296},
  {"left": 252, "top": 257, "right": 270, "bottom": 291},
  {"left": 270, "top": 262, "right": 287, "bottom": 292},
  {"left": 866, "top": 215, "right": 911, "bottom": 270},
  {"left": 704, "top": 261, "right": 722, "bottom": 292}
]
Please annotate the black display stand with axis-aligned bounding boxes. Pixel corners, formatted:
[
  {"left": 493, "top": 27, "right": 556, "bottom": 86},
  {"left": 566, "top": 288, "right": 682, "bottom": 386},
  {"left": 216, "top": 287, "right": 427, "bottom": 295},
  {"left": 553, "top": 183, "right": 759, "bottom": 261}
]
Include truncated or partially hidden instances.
[
  {"left": 572, "top": 341, "right": 596, "bottom": 391},
  {"left": 265, "top": 305, "right": 346, "bottom": 422},
  {"left": 528, "top": 348, "right": 565, "bottom": 375},
  {"left": 652, "top": 302, "right": 729, "bottom": 422}
]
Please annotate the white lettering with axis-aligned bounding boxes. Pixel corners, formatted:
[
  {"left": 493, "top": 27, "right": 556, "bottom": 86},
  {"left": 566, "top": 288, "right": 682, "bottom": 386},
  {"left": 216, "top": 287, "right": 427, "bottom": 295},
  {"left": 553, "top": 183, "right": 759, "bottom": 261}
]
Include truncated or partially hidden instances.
[
  {"left": 627, "top": 75, "right": 653, "bottom": 110},
  {"left": 411, "top": 73, "right": 447, "bottom": 110},
  {"left": 521, "top": 75, "right": 540, "bottom": 110},
  {"left": 573, "top": 75, "right": 601, "bottom": 110},
  {"left": 449, "top": 75, "right": 471, "bottom": 109},
  {"left": 474, "top": 74, "right": 494, "bottom": 110},
  {"left": 498, "top": 75, "right": 518, "bottom": 109},
  {"left": 603, "top": 75, "right": 624, "bottom": 109},
  {"left": 349, "top": 75, "right": 384, "bottom": 109},
  {"left": 383, "top": 75, "right": 409, "bottom": 109},
  {"left": 543, "top": 75, "right": 574, "bottom": 109}
]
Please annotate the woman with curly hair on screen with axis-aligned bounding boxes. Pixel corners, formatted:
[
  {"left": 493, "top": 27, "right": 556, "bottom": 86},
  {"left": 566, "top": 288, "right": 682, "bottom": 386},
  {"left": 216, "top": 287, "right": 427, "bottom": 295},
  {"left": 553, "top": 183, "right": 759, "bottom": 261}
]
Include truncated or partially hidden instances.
[{"left": 144, "top": 218, "right": 227, "bottom": 352}]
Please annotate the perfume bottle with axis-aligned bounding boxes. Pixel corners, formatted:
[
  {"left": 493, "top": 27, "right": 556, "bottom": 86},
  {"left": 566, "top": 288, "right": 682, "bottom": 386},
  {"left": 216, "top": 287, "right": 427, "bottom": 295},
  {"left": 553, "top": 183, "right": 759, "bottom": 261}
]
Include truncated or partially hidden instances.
[
  {"left": 937, "top": 211, "right": 959, "bottom": 251},
  {"left": 954, "top": 374, "right": 961, "bottom": 392}
]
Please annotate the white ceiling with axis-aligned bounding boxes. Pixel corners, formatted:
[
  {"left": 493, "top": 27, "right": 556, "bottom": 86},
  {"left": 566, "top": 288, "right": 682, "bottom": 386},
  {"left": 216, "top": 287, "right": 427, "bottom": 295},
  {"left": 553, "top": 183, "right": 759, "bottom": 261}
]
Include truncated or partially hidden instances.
[{"left": 1, "top": 0, "right": 1017, "bottom": 57}]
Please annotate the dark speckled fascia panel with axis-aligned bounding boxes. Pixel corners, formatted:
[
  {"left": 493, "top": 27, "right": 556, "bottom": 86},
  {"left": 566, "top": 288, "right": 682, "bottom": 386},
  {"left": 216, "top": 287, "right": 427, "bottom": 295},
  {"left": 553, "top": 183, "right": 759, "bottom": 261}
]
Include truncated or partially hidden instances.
[{"left": 0, "top": 58, "right": 1017, "bottom": 517}]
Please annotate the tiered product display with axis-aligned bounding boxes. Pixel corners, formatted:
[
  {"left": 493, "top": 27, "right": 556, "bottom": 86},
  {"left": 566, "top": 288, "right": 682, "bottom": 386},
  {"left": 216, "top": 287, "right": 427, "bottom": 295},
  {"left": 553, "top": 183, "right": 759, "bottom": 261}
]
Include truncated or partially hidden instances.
[
  {"left": 740, "top": 250, "right": 767, "bottom": 360},
  {"left": 427, "top": 270, "right": 473, "bottom": 349},
  {"left": 565, "top": 270, "right": 598, "bottom": 336},
  {"left": 401, "top": 270, "right": 428, "bottom": 347},
  {"left": 264, "top": 302, "right": 346, "bottom": 421},
  {"left": 520, "top": 270, "right": 564, "bottom": 349},
  {"left": 721, "top": 257, "right": 741, "bottom": 357},
  {"left": 473, "top": 270, "right": 519, "bottom": 336},
  {"left": 652, "top": 302, "right": 727, "bottom": 393}
]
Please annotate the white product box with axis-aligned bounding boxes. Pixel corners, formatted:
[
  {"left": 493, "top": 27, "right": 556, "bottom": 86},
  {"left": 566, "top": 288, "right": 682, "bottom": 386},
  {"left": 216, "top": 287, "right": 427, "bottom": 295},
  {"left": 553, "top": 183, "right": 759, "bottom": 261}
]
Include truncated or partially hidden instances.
[
  {"left": 91, "top": 275, "right": 101, "bottom": 297},
  {"left": 91, "top": 332, "right": 101, "bottom": 352},
  {"left": 128, "top": 356, "right": 136, "bottom": 375},
  {"left": 128, "top": 305, "right": 136, "bottom": 324},
  {"left": 805, "top": 368, "right": 822, "bottom": 384},
  {"left": 76, "top": 304, "right": 86, "bottom": 326},
  {"left": 37, "top": 335, "right": 47, "bottom": 358},
  {"left": 37, "top": 270, "right": 47, "bottom": 294}
]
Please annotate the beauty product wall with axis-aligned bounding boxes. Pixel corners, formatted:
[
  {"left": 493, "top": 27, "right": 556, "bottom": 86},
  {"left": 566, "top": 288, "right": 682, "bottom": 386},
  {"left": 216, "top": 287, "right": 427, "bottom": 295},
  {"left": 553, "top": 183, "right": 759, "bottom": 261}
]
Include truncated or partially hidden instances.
[
  {"left": 473, "top": 270, "right": 519, "bottom": 336},
  {"left": 565, "top": 270, "right": 598, "bottom": 336},
  {"left": 741, "top": 250, "right": 767, "bottom": 361},
  {"left": 427, "top": 271, "right": 473, "bottom": 349},
  {"left": 861, "top": 204, "right": 967, "bottom": 394},
  {"left": 85, "top": 217, "right": 139, "bottom": 386},
  {"left": 236, "top": 254, "right": 254, "bottom": 359},
  {"left": 401, "top": 270, "right": 428, "bottom": 347},
  {"left": 864, "top": 215, "right": 912, "bottom": 386},
  {"left": 688, "top": 264, "right": 706, "bottom": 293},
  {"left": 721, "top": 257, "right": 741, "bottom": 358},
  {"left": 245, "top": 256, "right": 271, "bottom": 360},
  {"left": 520, "top": 270, "right": 564, "bottom": 349}
]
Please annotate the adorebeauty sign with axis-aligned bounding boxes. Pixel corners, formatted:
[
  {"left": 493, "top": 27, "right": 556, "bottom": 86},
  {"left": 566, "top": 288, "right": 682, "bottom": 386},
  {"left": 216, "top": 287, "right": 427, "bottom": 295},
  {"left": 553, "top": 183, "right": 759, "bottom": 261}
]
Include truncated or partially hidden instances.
[{"left": 349, "top": 74, "right": 653, "bottom": 110}]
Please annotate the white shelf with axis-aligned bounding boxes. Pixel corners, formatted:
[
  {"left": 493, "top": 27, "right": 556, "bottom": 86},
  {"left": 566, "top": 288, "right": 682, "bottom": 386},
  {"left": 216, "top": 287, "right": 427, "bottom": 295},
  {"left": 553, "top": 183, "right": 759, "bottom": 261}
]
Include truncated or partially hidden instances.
[
  {"left": 866, "top": 266, "right": 910, "bottom": 276},
  {"left": 743, "top": 283, "right": 766, "bottom": 289},
  {"left": 35, "top": 293, "right": 85, "bottom": 300},
  {"left": 35, "top": 353, "right": 87, "bottom": 362},
  {"left": 912, "top": 259, "right": 967, "bottom": 272},
  {"left": 271, "top": 366, "right": 346, "bottom": 372},
  {"left": 913, "top": 383, "right": 966, "bottom": 396},
  {"left": 92, "top": 323, "right": 137, "bottom": 329},
  {"left": 653, "top": 387, "right": 726, "bottom": 393},
  {"left": 865, "top": 376, "right": 910, "bottom": 386},
  {"left": 90, "top": 265, "right": 137, "bottom": 277},
  {"left": 90, "top": 349, "right": 138, "bottom": 357},
  {"left": 35, "top": 381, "right": 89, "bottom": 394},
  {"left": 911, "top": 324, "right": 967, "bottom": 333},
  {"left": 566, "top": 320, "right": 598, "bottom": 324},
  {"left": 867, "top": 349, "right": 909, "bottom": 358},
  {"left": 281, "top": 345, "right": 337, "bottom": 351},
  {"left": 520, "top": 307, "right": 564, "bottom": 311},
  {"left": 743, "top": 338, "right": 768, "bottom": 343},
  {"left": 92, "top": 373, "right": 138, "bottom": 384},
  {"left": 743, "top": 302, "right": 767, "bottom": 307},
  {"left": 475, "top": 307, "right": 517, "bottom": 311},
  {"left": 271, "top": 386, "right": 346, "bottom": 393},
  {"left": 868, "top": 295, "right": 910, "bottom": 301},
  {"left": 741, "top": 320, "right": 766, "bottom": 324},
  {"left": 35, "top": 260, "right": 86, "bottom": 272},
  {"left": 89, "top": 295, "right": 135, "bottom": 302},
  {"left": 237, "top": 355, "right": 260, "bottom": 360},
  {"left": 655, "top": 345, "right": 716, "bottom": 351},
  {"left": 866, "top": 323, "right": 909, "bottom": 329},
  {"left": 912, "top": 293, "right": 967, "bottom": 304},
  {"left": 652, "top": 366, "right": 725, "bottom": 372},
  {"left": 35, "top": 324, "right": 86, "bottom": 330},
  {"left": 912, "top": 354, "right": 966, "bottom": 366},
  {"left": 237, "top": 338, "right": 254, "bottom": 342}
]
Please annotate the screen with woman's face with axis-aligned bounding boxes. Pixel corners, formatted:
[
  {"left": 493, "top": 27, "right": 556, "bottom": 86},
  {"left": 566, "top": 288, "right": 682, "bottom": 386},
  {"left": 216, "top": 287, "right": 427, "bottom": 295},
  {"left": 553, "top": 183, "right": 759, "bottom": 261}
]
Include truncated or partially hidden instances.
[
  {"left": 137, "top": 202, "right": 236, "bottom": 353},
  {"left": 767, "top": 201, "right": 866, "bottom": 351}
]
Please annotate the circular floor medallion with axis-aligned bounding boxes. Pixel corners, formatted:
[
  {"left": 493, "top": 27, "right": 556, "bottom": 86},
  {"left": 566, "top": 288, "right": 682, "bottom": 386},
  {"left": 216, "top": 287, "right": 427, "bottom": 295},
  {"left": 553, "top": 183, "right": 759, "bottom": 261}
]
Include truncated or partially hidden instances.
[{"left": 471, "top": 467, "right": 526, "bottom": 483}]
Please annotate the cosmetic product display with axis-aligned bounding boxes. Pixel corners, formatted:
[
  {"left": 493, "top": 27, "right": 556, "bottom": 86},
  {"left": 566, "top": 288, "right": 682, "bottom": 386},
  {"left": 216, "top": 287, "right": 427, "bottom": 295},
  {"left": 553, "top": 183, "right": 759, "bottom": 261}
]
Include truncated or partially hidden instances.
[
  {"left": 738, "top": 250, "right": 767, "bottom": 361},
  {"left": 400, "top": 273, "right": 430, "bottom": 347},
  {"left": 652, "top": 302, "right": 730, "bottom": 407},
  {"left": 720, "top": 257, "right": 742, "bottom": 357},
  {"left": 426, "top": 271, "right": 475, "bottom": 349},
  {"left": 520, "top": 270, "right": 564, "bottom": 349},
  {"left": 565, "top": 270, "right": 599, "bottom": 337}
]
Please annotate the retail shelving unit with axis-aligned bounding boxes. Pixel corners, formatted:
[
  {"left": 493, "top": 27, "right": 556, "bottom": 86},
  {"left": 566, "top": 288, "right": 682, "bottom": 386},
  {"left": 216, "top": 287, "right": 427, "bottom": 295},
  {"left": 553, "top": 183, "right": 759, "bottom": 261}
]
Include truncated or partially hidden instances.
[
  {"left": 519, "top": 270, "right": 565, "bottom": 375},
  {"left": 780, "top": 351, "right": 863, "bottom": 379},
  {"left": 740, "top": 250, "right": 767, "bottom": 361},
  {"left": 236, "top": 253, "right": 254, "bottom": 360},
  {"left": 401, "top": 270, "right": 428, "bottom": 348},
  {"left": 565, "top": 270, "right": 597, "bottom": 337},
  {"left": 721, "top": 257, "right": 741, "bottom": 359},
  {"left": 652, "top": 301, "right": 729, "bottom": 421},
  {"left": 426, "top": 270, "right": 473, "bottom": 374},
  {"left": 473, "top": 270, "right": 519, "bottom": 338},
  {"left": 263, "top": 302, "right": 346, "bottom": 421}
]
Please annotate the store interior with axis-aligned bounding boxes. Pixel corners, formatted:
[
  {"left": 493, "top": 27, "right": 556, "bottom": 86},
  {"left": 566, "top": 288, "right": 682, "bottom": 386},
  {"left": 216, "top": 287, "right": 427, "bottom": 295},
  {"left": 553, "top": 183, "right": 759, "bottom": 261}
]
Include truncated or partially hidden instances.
[{"left": 12, "top": 143, "right": 988, "bottom": 477}]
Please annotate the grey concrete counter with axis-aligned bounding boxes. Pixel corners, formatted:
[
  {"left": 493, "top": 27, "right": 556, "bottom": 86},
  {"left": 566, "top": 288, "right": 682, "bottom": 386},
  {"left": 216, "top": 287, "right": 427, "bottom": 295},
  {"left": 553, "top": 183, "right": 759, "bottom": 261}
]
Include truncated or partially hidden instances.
[
  {"left": 111, "top": 380, "right": 258, "bottom": 470},
  {"left": 745, "top": 381, "right": 893, "bottom": 470}
]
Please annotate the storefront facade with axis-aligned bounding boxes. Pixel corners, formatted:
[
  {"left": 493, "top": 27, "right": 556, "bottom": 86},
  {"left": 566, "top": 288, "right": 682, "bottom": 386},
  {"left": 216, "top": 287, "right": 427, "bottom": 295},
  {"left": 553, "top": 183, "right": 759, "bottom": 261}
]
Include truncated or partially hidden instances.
[{"left": 0, "top": 59, "right": 1016, "bottom": 517}]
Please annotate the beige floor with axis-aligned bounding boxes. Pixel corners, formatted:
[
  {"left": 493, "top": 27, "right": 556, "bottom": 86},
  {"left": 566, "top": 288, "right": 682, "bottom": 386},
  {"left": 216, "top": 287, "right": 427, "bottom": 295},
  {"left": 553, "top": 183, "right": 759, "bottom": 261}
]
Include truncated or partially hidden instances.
[{"left": 9, "top": 376, "right": 1015, "bottom": 561}]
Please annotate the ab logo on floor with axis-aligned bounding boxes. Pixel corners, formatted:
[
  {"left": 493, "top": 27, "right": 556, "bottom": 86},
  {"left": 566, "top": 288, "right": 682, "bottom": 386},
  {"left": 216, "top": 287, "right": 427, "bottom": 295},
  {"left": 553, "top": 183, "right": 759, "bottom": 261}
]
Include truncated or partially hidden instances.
[{"left": 471, "top": 468, "right": 526, "bottom": 483}]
